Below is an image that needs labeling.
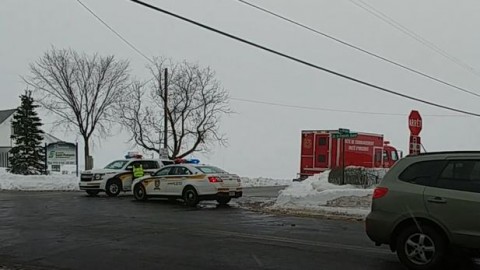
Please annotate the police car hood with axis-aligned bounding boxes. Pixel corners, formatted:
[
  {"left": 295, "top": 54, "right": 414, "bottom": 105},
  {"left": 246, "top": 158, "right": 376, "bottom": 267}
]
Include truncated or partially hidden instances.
[{"left": 82, "top": 169, "right": 124, "bottom": 174}]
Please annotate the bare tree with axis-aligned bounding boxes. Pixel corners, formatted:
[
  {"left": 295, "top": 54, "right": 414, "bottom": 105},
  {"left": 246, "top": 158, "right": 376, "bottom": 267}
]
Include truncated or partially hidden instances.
[
  {"left": 120, "top": 59, "right": 231, "bottom": 159},
  {"left": 26, "top": 48, "right": 130, "bottom": 169}
]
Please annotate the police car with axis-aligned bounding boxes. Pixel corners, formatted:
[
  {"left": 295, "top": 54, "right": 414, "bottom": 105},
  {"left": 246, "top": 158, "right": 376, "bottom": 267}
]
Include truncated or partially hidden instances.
[
  {"left": 131, "top": 161, "right": 242, "bottom": 206},
  {"left": 79, "top": 153, "right": 173, "bottom": 197}
]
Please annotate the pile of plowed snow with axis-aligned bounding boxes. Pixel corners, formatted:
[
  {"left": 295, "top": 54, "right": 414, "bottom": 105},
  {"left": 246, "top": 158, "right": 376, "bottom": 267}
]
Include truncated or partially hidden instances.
[
  {"left": 240, "top": 177, "right": 292, "bottom": 187},
  {"left": 271, "top": 170, "right": 374, "bottom": 218},
  {"left": 0, "top": 168, "right": 79, "bottom": 191}
]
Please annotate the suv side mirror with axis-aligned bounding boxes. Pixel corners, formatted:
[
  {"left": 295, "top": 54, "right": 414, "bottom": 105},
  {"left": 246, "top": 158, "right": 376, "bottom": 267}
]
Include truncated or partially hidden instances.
[{"left": 126, "top": 165, "right": 133, "bottom": 171}]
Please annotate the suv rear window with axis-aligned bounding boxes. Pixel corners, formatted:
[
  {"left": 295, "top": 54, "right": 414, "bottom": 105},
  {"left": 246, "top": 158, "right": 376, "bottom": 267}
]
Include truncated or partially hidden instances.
[
  {"left": 161, "top": 160, "right": 174, "bottom": 166},
  {"left": 141, "top": 161, "right": 160, "bottom": 170},
  {"left": 399, "top": 160, "right": 446, "bottom": 185},
  {"left": 436, "top": 160, "right": 480, "bottom": 193}
]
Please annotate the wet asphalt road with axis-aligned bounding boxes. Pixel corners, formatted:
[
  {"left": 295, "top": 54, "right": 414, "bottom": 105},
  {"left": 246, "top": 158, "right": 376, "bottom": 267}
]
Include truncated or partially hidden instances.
[{"left": 0, "top": 188, "right": 478, "bottom": 270}]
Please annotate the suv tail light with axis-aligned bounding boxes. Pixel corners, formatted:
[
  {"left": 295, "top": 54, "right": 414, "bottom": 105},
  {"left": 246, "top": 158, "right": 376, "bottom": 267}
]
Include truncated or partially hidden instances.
[
  {"left": 372, "top": 187, "right": 389, "bottom": 199},
  {"left": 208, "top": 176, "right": 222, "bottom": 183}
]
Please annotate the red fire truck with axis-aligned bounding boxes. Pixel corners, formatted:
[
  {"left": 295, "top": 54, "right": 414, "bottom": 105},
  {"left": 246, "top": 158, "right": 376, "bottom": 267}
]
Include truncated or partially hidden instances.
[{"left": 299, "top": 130, "right": 400, "bottom": 179}]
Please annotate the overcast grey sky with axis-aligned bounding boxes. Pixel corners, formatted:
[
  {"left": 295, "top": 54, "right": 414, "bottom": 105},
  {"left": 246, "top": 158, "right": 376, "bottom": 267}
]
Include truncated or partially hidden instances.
[{"left": 2, "top": 0, "right": 480, "bottom": 178}]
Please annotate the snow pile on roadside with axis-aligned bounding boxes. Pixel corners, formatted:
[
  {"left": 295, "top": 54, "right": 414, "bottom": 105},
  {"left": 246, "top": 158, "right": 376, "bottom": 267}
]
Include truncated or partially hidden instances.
[
  {"left": 0, "top": 168, "right": 79, "bottom": 191},
  {"left": 241, "top": 177, "right": 292, "bottom": 187},
  {"left": 271, "top": 171, "right": 373, "bottom": 219}
]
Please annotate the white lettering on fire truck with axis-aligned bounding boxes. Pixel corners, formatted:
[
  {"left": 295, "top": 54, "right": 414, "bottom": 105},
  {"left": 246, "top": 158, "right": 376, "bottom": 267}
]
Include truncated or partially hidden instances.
[
  {"left": 348, "top": 146, "right": 370, "bottom": 152},
  {"left": 345, "top": 139, "right": 374, "bottom": 146}
]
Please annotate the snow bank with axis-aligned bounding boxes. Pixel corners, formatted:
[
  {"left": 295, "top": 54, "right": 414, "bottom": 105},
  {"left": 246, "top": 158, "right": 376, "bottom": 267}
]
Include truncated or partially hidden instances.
[
  {"left": 271, "top": 171, "right": 373, "bottom": 219},
  {"left": 241, "top": 177, "right": 292, "bottom": 187},
  {"left": 0, "top": 168, "right": 79, "bottom": 191}
]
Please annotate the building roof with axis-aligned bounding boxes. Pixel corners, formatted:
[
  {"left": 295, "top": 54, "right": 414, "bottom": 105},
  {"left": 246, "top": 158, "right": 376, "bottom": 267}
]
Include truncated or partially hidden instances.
[
  {"left": 0, "top": 109, "right": 16, "bottom": 125},
  {"left": 42, "top": 133, "right": 64, "bottom": 145}
]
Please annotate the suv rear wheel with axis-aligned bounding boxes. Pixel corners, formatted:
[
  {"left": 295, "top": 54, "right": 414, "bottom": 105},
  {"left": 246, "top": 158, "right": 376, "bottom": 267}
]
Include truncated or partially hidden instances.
[{"left": 396, "top": 224, "right": 447, "bottom": 270}]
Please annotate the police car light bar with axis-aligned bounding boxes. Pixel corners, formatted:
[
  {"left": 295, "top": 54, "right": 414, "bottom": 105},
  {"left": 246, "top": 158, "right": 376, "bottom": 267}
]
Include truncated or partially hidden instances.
[
  {"left": 174, "top": 158, "right": 200, "bottom": 164},
  {"left": 125, "top": 151, "right": 143, "bottom": 159}
]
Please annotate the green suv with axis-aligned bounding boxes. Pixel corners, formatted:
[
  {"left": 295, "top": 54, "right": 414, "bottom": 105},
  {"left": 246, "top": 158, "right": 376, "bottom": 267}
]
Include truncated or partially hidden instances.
[{"left": 366, "top": 151, "right": 480, "bottom": 270}]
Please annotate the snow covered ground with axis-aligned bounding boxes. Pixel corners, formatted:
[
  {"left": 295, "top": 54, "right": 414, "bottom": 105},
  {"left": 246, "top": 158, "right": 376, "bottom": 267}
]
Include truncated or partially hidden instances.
[
  {"left": 0, "top": 168, "right": 79, "bottom": 191},
  {"left": 240, "top": 177, "right": 292, "bottom": 187},
  {"left": 0, "top": 167, "right": 290, "bottom": 191},
  {"left": 270, "top": 171, "right": 374, "bottom": 219}
]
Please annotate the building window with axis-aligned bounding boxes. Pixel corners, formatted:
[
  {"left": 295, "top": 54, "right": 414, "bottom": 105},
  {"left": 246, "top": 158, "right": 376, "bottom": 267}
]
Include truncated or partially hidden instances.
[
  {"left": 318, "top": 137, "right": 327, "bottom": 146},
  {"left": 318, "top": 155, "right": 326, "bottom": 163}
]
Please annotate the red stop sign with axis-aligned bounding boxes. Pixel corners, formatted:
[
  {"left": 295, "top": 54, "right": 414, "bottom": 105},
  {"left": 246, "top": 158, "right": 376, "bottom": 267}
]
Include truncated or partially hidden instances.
[{"left": 408, "top": 110, "right": 422, "bottom": 136}]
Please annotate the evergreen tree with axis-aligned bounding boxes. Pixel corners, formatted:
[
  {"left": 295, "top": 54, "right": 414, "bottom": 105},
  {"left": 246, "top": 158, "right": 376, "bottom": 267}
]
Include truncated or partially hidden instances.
[{"left": 9, "top": 90, "right": 45, "bottom": 175}]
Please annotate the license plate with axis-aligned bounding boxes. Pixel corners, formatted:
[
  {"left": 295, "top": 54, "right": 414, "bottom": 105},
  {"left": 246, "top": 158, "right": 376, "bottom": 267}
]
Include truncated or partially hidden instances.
[{"left": 229, "top": 191, "right": 235, "bottom": 196}]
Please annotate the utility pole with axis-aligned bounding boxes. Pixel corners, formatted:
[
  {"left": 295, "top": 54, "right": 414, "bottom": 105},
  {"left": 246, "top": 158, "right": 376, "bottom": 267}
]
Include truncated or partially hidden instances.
[
  {"left": 342, "top": 138, "right": 346, "bottom": 185},
  {"left": 163, "top": 68, "right": 168, "bottom": 153}
]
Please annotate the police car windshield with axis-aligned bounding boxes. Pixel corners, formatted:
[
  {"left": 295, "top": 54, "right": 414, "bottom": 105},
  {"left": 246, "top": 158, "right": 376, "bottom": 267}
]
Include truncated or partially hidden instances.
[
  {"left": 105, "top": 160, "right": 129, "bottom": 170},
  {"left": 197, "top": 166, "right": 226, "bottom": 174}
]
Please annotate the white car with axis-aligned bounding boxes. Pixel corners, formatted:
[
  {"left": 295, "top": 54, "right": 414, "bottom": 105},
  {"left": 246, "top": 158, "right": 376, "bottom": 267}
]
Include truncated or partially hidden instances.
[
  {"left": 131, "top": 164, "right": 242, "bottom": 206},
  {"left": 79, "top": 159, "right": 174, "bottom": 196}
]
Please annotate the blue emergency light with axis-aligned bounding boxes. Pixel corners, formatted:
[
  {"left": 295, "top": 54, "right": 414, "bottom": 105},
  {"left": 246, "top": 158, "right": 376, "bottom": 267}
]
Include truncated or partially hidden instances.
[{"left": 188, "top": 159, "right": 200, "bottom": 164}]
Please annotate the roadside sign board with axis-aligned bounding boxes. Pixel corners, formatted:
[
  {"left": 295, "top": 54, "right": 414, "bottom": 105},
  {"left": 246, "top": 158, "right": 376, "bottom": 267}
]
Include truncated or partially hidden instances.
[
  {"left": 338, "top": 128, "right": 350, "bottom": 134},
  {"left": 51, "top": 164, "right": 61, "bottom": 172},
  {"left": 159, "top": 148, "right": 168, "bottom": 159},
  {"left": 409, "top": 135, "right": 421, "bottom": 155},
  {"left": 332, "top": 132, "right": 358, "bottom": 139},
  {"left": 47, "top": 142, "right": 76, "bottom": 165}
]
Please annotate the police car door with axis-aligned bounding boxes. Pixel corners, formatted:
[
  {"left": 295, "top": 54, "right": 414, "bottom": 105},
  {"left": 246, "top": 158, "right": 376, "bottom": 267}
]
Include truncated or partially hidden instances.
[
  {"left": 167, "top": 166, "right": 192, "bottom": 195},
  {"left": 148, "top": 166, "right": 172, "bottom": 195},
  {"left": 160, "top": 166, "right": 180, "bottom": 195},
  {"left": 123, "top": 160, "right": 141, "bottom": 191}
]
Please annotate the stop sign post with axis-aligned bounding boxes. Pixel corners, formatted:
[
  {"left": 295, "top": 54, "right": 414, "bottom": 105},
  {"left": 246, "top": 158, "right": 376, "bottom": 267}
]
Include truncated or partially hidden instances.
[{"left": 408, "top": 110, "right": 422, "bottom": 155}]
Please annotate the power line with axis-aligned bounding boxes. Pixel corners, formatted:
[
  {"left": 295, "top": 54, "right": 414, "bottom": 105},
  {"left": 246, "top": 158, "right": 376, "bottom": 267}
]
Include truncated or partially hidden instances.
[
  {"left": 354, "top": 0, "right": 472, "bottom": 72},
  {"left": 76, "top": 0, "right": 154, "bottom": 64},
  {"left": 235, "top": 0, "right": 480, "bottom": 99},
  {"left": 349, "top": 0, "right": 480, "bottom": 78},
  {"left": 231, "top": 97, "right": 466, "bottom": 117},
  {"left": 129, "top": 0, "right": 480, "bottom": 117}
]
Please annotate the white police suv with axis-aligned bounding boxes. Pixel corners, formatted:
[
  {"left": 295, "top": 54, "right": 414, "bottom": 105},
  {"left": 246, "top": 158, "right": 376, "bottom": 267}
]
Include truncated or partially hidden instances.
[
  {"left": 131, "top": 162, "right": 242, "bottom": 206},
  {"left": 79, "top": 155, "right": 173, "bottom": 196}
]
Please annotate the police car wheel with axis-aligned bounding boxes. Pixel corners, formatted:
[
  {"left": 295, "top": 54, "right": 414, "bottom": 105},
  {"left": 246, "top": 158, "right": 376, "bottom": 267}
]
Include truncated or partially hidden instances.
[
  {"left": 134, "top": 184, "right": 147, "bottom": 201},
  {"left": 216, "top": 197, "right": 231, "bottom": 205},
  {"left": 86, "top": 190, "right": 100, "bottom": 196},
  {"left": 105, "top": 179, "right": 121, "bottom": 197},
  {"left": 183, "top": 187, "right": 199, "bottom": 207}
]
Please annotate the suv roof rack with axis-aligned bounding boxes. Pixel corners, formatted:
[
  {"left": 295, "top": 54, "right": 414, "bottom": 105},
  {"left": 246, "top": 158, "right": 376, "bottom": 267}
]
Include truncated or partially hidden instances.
[{"left": 410, "top": 151, "right": 480, "bottom": 156}]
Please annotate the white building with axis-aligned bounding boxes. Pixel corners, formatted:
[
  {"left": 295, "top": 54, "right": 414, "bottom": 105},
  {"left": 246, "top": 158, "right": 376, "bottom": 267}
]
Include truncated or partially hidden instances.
[
  {"left": 0, "top": 109, "right": 17, "bottom": 167},
  {"left": 0, "top": 108, "right": 64, "bottom": 167}
]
